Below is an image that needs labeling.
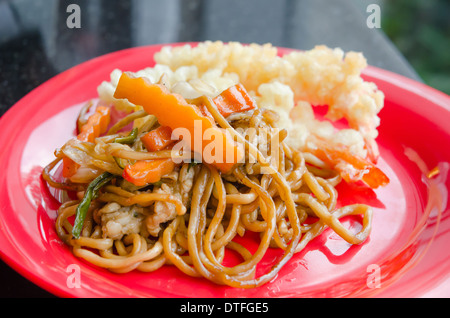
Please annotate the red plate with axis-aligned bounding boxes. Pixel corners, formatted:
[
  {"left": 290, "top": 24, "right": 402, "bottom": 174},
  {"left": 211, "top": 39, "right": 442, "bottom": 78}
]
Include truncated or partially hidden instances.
[{"left": 1, "top": 43, "right": 449, "bottom": 298}]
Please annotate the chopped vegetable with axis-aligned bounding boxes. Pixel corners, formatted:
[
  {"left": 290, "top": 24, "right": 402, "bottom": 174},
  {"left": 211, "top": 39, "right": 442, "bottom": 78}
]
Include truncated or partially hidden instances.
[
  {"left": 197, "top": 103, "right": 214, "bottom": 119},
  {"left": 140, "top": 126, "right": 175, "bottom": 152},
  {"left": 114, "top": 127, "right": 138, "bottom": 144},
  {"left": 307, "top": 141, "right": 389, "bottom": 189},
  {"left": 76, "top": 101, "right": 93, "bottom": 134},
  {"left": 114, "top": 73, "right": 243, "bottom": 173},
  {"left": 63, "top": 105, "right": 111, "bottom": 179},
  {"left": 113, "top": 128, "right": 139, "bottom": 169},
  {"left": 77, "top": 106, "right": 111, "bottom": 143},
  {"left": 62, "top": 157, "right": 80, "bottom": 179},
  {"left": 212, "top": 83, "right": 257, "bottom": 117},
  {"left": 123, "top": 159, "right": 175, "bottom": 187},
  {"left": 72, "top": 172, "right": 113, "bottom": 239}
]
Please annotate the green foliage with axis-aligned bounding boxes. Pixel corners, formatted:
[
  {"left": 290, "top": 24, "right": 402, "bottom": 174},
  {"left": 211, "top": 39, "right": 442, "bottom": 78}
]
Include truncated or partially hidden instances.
[{"left": 382, "top": 0, "right": 450, "bottom": 94}]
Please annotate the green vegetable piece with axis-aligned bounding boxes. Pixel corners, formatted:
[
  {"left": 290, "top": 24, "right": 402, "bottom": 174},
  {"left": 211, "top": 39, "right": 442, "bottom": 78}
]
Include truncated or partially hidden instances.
[
  {"left": 114, "top": 128, "right": 138, "bottom": 144},
  {"left": 113, "top": 128, "right": 138, "bottom": 169},
  {"left": 113, "top": 156, "right": 126, "bottom": 169},
  {"left": 72, "top": 172, "right": 113, "bottom": 239}
]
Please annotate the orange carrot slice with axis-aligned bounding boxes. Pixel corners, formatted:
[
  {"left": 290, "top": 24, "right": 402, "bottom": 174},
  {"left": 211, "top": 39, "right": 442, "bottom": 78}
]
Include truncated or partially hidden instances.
[
  {"left": 63, "top": 105, "right": 111, "bottom": 179},
  {"left": 140, "top": 126, "right": 175, "bottom": 152},
  {"left": 114, "top": 73, "right": 243, "bottom": 173},
  {"left": 308, "top": 141, "right": 389, "bottom": 189},
  {"left": 123, "top": 159, "right": 175, "bottom": 186},
  {"left": 213, "top": 83, "right": 257, "bottom": 118}
]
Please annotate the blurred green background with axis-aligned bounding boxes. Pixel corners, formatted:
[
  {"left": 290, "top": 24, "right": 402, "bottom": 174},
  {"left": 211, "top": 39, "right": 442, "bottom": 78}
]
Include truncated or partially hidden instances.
[{"left": 382, "top": 0, "right": 450, "bottom": 94}]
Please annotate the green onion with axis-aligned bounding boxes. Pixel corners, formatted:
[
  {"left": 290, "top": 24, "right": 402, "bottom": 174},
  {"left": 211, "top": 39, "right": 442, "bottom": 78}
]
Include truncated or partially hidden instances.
[
  {"left": 112, "top": 128, "right": 139, "bottom": 169},
  {"left": 72, "top": 172, "right": 113, "bottom": 239},
  {"left": 114, "top": 127, "right": 138, "bottom": 144}
]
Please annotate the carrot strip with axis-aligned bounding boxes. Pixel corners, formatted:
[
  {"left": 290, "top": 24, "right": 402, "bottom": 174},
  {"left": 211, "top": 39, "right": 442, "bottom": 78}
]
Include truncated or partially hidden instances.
[
  {"left": 77, "top": 106, "right": 111, "bottom": 143},
  {"left": 63, "top": 105, "right": 111, "bottom": 179},
  {"left": 114, "top": 73, "right": 243, "bottom": 173},
  {"left": 212, "top": 83, "right": 257, "bottom": 118},
  {"left": 141, "top": 126, "right": 175, "bottom": 152},
  {"left": 62, "top": 157, "right": 80, "bottom": 179},
  {"left": 307, "top": 141, "right": 389, "bottom": 189},
  {"left": 123, "top": 159, "right": 175, "bottom": 186}
]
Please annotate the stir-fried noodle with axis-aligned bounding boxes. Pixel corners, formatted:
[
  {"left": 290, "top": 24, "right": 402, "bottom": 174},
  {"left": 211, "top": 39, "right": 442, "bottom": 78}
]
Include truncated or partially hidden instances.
[{"left": 42, "top": 42, "right": 386, "bottom": 288}]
